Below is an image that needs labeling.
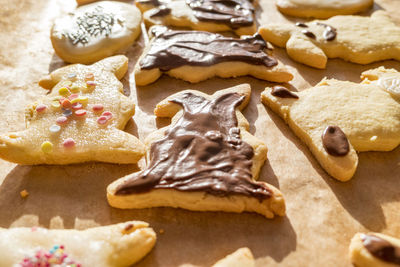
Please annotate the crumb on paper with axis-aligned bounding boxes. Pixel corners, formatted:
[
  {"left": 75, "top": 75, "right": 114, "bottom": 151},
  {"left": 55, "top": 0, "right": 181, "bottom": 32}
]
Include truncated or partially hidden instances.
[
  {"left": 159, "top": 229, "right": 165, "bottom": 234},
  {"left": 20, "top": 189, "right": 29, "bottom": 198}
]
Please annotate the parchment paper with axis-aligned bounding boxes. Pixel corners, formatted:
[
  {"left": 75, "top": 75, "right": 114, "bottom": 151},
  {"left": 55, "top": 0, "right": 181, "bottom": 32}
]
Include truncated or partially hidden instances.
[{"left": 0, "top": 0, "right": 399, "bottom": 266}]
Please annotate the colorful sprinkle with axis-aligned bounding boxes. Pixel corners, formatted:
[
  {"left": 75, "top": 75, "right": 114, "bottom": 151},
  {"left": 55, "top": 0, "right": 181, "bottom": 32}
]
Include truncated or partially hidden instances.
[
  {"left": 75, "top": 109, "right": 87, "bottom": 117},
  {"left": 19, "top": 244, "right": 81, "bottom": 267},
  {"left": 49, "top": 124, "right": 61, "bottom": 133},
  {"left": 86, "top": 80, "right": 96, "bottom": 87},
  {"left": 85, "top": 73, "right": 94, "bottom": 81},
  {"left": 72, "top": 102, "right": 83, "bottom": 110},
  {"left": 92, "top": 104, "right": 104, "bottom": 112},
  {"left": 36, "top": 104, "right": 47, "bottom": 112},
  {"left": 56, "top": 116, "right": 68, "bottom": 125},
  {"left": 20, "top": 189, "right": 29, "bottom": 198},
  {"left": 63, "top": 138, "right": 75, "bottom": 148},
  {"left": 51, "top": 101, "right": 61, "bottom": 108},
  {"left": 68, "top": 94, "right": 79, "bottom": 100},
  {"left": 58, "top": 87, "right": 71, "bottom": 96},
  {"left": 70, "top": 86, "right": 81, "bottom": 93},
  {"left": 102, "top": 111, "right": 113, "bottom": 120},
  {"left": 61, "top": 99, "right": 72, "bottom": 108},
  {"left": 76, "top": 96, "right": 88, "bottom": 104},
  {"left": 41, "top": 141, "right": 53, "bottom": 153},
  {"left": 97, "top": 116, "right": 108, "bottom": 125},
  {"left": 62, "top": 109, "right": 73, "bottom": 117}
]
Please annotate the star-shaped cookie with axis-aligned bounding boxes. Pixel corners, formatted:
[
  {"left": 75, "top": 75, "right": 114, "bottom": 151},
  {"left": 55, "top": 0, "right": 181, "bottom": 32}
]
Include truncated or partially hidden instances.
[
  {"left": 136, "top": 0, "right": 257, "bottom": 36},
  {"left": 350, "top": 233, "right": 400, "bottom": 267},
  {"left": 107, "top": 84, "right": 286, "bottom": 219},
  {"left": 0, "top": 55, "right": 145, "bottom": 165},
  {"left": 0, "top": 221, "right": 156, "bottom": 267},
  {"left": 259, "top": 11, "right": 400, "bottom": 69},
  {"left": 261, "top": 67, "right": 400, "bottom": 181}
]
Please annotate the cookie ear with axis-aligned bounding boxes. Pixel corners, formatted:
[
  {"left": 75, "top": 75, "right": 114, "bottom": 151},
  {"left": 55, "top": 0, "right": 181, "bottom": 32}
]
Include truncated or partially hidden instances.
[
  {"left": 261, "top": 87, "right": 298, "bottom": 122},
  {"left": 286, "top": 35, "right": 327, "bottom": 69},
  {"left": 38, "top": 66, "right": 73, "bottom": 90},
  {"left": 94, "top": 55, "right": 129, "bottom": 80},
  {"left": 258, "top": 24, "right": 294, "bottom": 47}
]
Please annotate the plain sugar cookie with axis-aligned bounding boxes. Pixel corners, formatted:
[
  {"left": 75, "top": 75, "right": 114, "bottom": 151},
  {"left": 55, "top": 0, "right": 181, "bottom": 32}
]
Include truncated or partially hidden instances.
[
  {"left": 0, "top": 221, "right": 156, "bottom": 267},
  {"left": 135, "top": 26, "right": 293, "bottom": 85},
  {"left": 51, "top": 1, "right": 142, "bottom": 64},
  {"left": 136, "top": 0, "right": 257, "bottom": 36},
  {"left": 261, "top": 67, "right": 400, "bottom": 181},
  {"left": 349, "top": 233, "right": 400, "bottom": 267},
  {"left": 107, "top": 84, "right": 286, "bottom": 219},
  {"left": 0, "top": 55, "right": 145, "bottom": 165},
  {"left": 259, "top": 11, "right": 400, "bottom": 69},
  {"left": 276, "top": 0, "right": 373, "bottom": 19}
]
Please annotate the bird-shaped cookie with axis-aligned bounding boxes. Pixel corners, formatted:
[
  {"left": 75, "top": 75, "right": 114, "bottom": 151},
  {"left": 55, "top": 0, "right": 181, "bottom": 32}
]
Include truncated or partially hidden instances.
[
  {"left": 0, "top": 55, "right": 145, "bottom": 165},
  {"left": 261, "top": 67, "right": 400, "bottom": 181},
  {"left": 259, "top": 11, "right": 400, "bottom": 69},
  {"left": 107, "top": 84, "right": 286, "bottom": 219}
]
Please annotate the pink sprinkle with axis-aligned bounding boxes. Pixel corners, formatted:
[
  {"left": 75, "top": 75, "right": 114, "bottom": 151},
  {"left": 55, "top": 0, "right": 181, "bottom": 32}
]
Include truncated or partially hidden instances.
[
  {"left": 61, "top": 99, "right": 72, "bottom": 108},
  {"left": 63, "top": 138, "right": 75, "bottom": 148},
  {"left": 56, "top": 116, "right": 68, "bottom": 125},
  {"left": 85, "top": 73, "right": 94, "bottom": 81},
  {"left": 68, "top": 94, "right": 79, "bottom": 100},
  {"left": 36, "top": 104, "right": 47, "bottom": 112},
  {"left": 31, "top": 227, "right": 37, "bottom": 232},
  {"left": 102, "top": 111, "right": 113, "bottom": 120},
  {"left": 72, "top": 102, "right": 83, "bottom": 110},
  {"left": 97, "top": 116, "right": 108, "bottom": 125},
  {"left": 75, "top": 109, "right": 87, "bottom": 117},
  {"left": 86, "top": 81, "right": 96, "bottom": 87},
  {"left": 60, "top": 245, "right": 65, "bottom": 249},
  {"left": 92, "top": 104, "right": 104, "bottom": 112}
]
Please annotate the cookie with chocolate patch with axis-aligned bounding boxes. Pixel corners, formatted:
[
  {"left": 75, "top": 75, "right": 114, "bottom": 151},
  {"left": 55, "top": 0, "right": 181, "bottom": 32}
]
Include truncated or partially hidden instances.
[
  {"left": 261, "top": 67, "right": 400, "bottom": 181},
  {"left": 0, "top": 221, "right": 156, "bottom": 267},
  {"left": 213, "top": 248, "right": 255, "bottom": 267},
  {"left": 51, "top": 1, "right": 142, "bottom": 64},
  {"left": 0, "top": 55, "right": 145, "bottom": 165},
  {"left": 134, "top": 26, "right": 293, "bottom": 86},
  {"left": 276, "top": 0, "right": 373, "bottom": 19},
  {"left": 350, "top": 233, "right": 400, "bottom": 267},
  {"left": 107, "top": 84, "right": 286, "bottom": 219},
  {"left": 259, "top": 11, "right": 400, "bottom": 69},
  {"left": 136, "top": 0, "right": 256, "bottom": 36}
]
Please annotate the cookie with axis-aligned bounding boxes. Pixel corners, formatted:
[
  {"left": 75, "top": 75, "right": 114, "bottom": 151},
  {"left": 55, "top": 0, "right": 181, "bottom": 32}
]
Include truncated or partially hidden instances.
[
  {"left": 261, "top": 67, "right": 400, "bottom": 181},
  {"left": 107, "top": 84, "right": 286, "bottom": 219},
  {"left": 136, "top": 0, "right": 256, "bottom": 36},
  {"left": 51, "top": 1, "right": 142, "bottom": 64},
  {"left": 349, "top": 233, "right": 400, "bottom": 267},
  {"left": 0, "top": 221, "right": 156, "bottom": 267},
  {"left": 0, "top": 55, "right": 145, "bottom": 165},
  {"left": 134, "top": 26, "right": 293, "bottom": 86},
  {"left": 259, "top": 11, "right": 400, "bottom": 69},
  {"left": 276, "top": 0, "right": 373, "bottom": 19},
  {"left": 212, "top": 248, "right": 255, "bottom": 267},
  {"left": 76, "top": 0, "right": 98, "bottom": 5}
]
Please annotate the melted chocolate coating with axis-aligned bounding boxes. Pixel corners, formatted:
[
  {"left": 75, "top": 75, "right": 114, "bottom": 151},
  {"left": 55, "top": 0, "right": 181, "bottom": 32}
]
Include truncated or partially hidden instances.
[
  {"left": 140, "top": 26, "right": 278, "bottom": 71},
  {"left": 271, "top": 86, "right": 299, "bottom": 99},
  {"left": 321, "top": 126, "right": 350, "bottom": 157},
  {"left": 186, "top": 0, "right": 254, "bottom": 28},
  {"left": 115, "top": 92, "right": 272, "bottom": 201},
  {"left": 149, "top": 5, "right": 171, "bottom": 17},
  {"left": 362, "top": 234, "right": 400, "bottom": 265}
]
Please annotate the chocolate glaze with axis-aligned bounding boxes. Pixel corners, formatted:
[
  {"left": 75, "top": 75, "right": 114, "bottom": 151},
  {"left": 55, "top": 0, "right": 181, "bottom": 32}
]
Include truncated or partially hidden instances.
[
  {"left": 140, "top": 26, "right": 278, "bottom": 71},
  {"left": 186, "top": 0, "right": 254, "bottom": 28},
  {"left": 301, "top": 30, "right": 316, "bottom": 39},
  {"left": 115, "top": 92, "right": 272, "bottom": 201},
  {"left": 361, "top": 234, "right": 400, "bottom": 265},
  {"left": 316, "top": 22, "right": 337, "bottom": 41},
  {"left": 271, "top": 86, "right": 299, "bottom": 99},
  {"left": 321, "top": 126, "right": 350, "bottom": 157},
  {"left": 295, "top": 22, "right": 308, "bottom": 28},
  {"left": 149, "top": 5, "right": 171, "bottom": 17}
]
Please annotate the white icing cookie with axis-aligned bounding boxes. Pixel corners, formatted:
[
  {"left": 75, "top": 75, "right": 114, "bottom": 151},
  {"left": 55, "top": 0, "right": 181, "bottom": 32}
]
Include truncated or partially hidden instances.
[
  {"left": 212, "top": 248, "right": 255, "bottom": 267},
  {"left": 107, "top": 84, "right": 286, "bottom": 219},
  {"left": 51, "top": 1, "right": 142, "bottom": 64},
  {"left": 259, "top": 11, "right": 400, "bottom": 69},
  {"left": 0, "top": 55, "right": 145, "bottom": 165},
  {"left": 0, "top": 221, "right": 156, "bottom": 267},
  {"left": 349, "top": 233, "right": 400, "bottom": 267},
  {"left": 261, "top": 67, "right": 400, "bottom": 181},
  {"left": 276, "top": 0, "right": 373, "bottom": 19},
  {"left": 136, "top": 0, "right": 257, "bottom": 36}
]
